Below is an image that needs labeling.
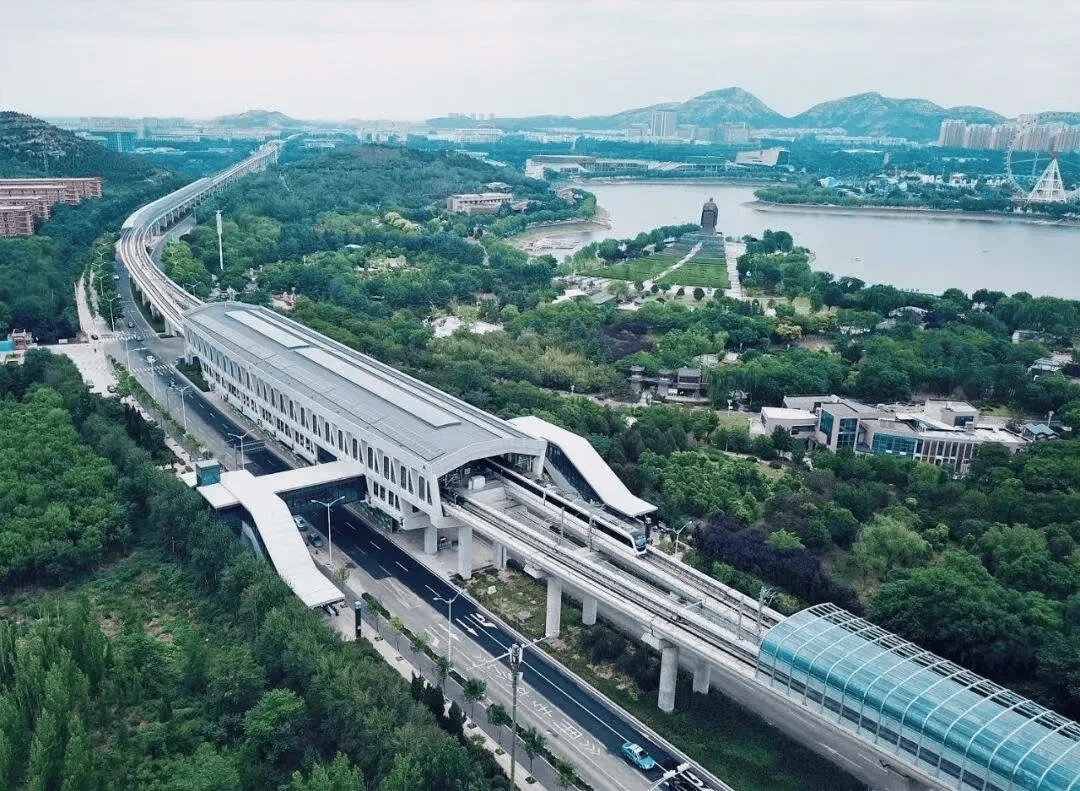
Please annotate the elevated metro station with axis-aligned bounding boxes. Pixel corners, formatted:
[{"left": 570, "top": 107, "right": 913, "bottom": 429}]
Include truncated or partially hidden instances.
[{"left": 183, "top": 302, "right": 652, "bottom": 557}]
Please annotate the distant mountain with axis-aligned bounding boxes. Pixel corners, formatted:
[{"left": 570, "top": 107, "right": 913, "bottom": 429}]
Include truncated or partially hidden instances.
[
  {"left": 213, "top": 109, "right": 297, "bottom": 128},
  {"left": 789, "top": 93, "right": 1004, "bottom": 139},
  {"left": 0, "top": 112, "right": 158, "bottom": 179},
  {"left": 445, "top": 87, "right": 1028, "bottom": 142}
]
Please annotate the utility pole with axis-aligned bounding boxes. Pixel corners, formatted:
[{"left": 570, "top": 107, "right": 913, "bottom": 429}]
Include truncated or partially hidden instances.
[
  {"left": 216, "top": 210, "right": 224, "bottom": 272},
  {"left": 172, "top": 384, "right": 191, "bottom": 433},
  {"left": 508, "top": 642, "right": 524, "bottom": 789},
  {"left": 227, "top": 430, "right": 249, "bottom": 471}
]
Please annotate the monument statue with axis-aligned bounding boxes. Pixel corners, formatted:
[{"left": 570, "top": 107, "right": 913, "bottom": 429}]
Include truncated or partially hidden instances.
[{"left": 700, "top": 197, "right": 718, "bottom": 234}]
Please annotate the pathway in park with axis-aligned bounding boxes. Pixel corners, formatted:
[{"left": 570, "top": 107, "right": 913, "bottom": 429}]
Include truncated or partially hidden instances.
[{"left": 642, "top": 241, "right": 702, "bottom": 291}]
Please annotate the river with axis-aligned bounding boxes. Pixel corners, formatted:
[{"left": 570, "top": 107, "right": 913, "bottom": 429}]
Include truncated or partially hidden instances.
[{"left": 561, "top": 182, "right": 1080, "bottom": 299}]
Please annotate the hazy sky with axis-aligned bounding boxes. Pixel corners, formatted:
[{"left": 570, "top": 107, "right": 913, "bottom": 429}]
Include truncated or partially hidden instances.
[{"left": 2, "top": 0, "right": 1077, "bottom": 121}]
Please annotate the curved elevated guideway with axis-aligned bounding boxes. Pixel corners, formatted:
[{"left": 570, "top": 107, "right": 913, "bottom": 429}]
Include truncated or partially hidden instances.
[{"left": 117, "top": 142, "right": 281, "bottom": 335}]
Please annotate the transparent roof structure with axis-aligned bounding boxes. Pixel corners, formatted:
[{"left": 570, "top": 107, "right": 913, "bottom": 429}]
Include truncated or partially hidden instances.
[{"left": 758, "top": 604, "right": 1080, "bottom": 791}]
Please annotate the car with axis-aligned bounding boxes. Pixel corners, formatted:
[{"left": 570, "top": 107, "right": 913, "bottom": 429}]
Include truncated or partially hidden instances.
[
  {"left": 293, "top": 515, "right": 310, "bottom": 532},
  {"left": 309, "top": 535, "right": 325, "bottom": 548},
  {"left": 131, "top": 335, "right": 142, "bottom": 342},
  {"left": 146, "top": 355, "right": 156, "bottom": 365},
  {"left": 90, "top": 334, "right": 98, "bottom": 340},
  {"left": 106, "top": 384, "right": 117, "bottom": 393},
  {"left": 127, "top": 320, "right": 135, "bottom": 328},
  {"left": 620, "top": 742, "right": 656, "bottom": 771}
]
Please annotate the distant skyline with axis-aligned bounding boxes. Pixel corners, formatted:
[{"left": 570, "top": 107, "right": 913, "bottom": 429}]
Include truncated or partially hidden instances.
[{"left": 1, "top": 0, "right": 1077, "bottom": 122}]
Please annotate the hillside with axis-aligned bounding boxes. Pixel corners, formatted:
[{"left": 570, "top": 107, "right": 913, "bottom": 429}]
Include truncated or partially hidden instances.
[
  {"left": 789, "top": 92, "right": 1005, "bottom": 139},
  {"left": 213, "top": 109, "right": 297, "bottom": 128},
  {"left": 0, "top": 112, "right": 159, "bottom": 180},
  {"left": 457, "top": 87, "right": 1030, "bottom": 142}
]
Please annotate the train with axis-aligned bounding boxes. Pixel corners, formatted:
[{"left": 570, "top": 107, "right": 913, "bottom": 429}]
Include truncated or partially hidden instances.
[{"left": 479, "top": 457, "right": 651, "bottom": 556}]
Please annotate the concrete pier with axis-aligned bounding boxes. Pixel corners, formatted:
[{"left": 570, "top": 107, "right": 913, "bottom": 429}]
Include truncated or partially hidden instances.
[
  {"left": 658, "top": 641, "right": 679, "bottom": 713},
  {"left": 545, "top": 576, "right": 563, "bottom": 637},
  {"left": 582, "top": 594, "right": 597, "bottom": 626}
]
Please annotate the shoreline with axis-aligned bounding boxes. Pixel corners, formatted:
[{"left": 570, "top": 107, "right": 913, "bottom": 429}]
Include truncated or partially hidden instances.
[
  {"left": 571, "top": 177, "right": 785, "bottom": 189},
  {"left": 748, "top": 199, "right": 1080, "bottom": 228}
]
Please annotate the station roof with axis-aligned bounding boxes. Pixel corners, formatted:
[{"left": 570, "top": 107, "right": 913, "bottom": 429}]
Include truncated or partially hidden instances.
[
  {"left": 184, "top": 303, "right": 543, "bottom": 471},
  {"left": 509, "top": 415, "right": 656, "bottom": 519},
  {"left": 759, "top": 604, "right": 1080, "bottom": 791},
  {"left": 199, "top": 469, "right": 344, "bottom": 609}
]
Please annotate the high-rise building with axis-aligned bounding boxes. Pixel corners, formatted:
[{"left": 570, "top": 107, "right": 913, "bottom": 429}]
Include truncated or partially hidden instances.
[
  {"left": 650, "top": 110, "right": 677, "bottom": 138},
  {"left": 989, "top": 123, "right": 1018, "bottom": 150},
  {"left": 722, "top": 123, "right": 750, "bottom": 144},
  {"left": 938, "top": 119, "right": 967, "bottom": 147},
  {"left": 963, "top": 124, "right": 993, "bottom": 150}
]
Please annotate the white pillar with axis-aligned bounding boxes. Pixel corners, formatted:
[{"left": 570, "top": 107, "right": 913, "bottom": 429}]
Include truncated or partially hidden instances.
[
  {"left": 457, "top": 524, "right": 472, "bottom": 580},
  {"left": 693, "top": 657, "right": 711, "bottom": 694},
  {"left": 658, "top": 641, "right": 679, "bottom": 713},
  {"left": 423, "top": 525, "right": 437, "bottom": 555},
  {"left": 582, "top": 595, "right": 597, "bottom": 626},
  {"left": 545, "top": 577, "right": 563, "bottom": 637},
  {"left": 494, "top": 542, "right": 507, "bottom": 569}
]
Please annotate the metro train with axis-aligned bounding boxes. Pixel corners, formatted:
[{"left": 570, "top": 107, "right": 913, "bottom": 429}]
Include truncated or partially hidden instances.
[{"left": 481, "top": 458, "right": 651, "bottom": 555}]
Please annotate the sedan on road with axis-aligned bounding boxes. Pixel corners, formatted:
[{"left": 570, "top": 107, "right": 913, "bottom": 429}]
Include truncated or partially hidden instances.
[{"left": 621, "top": 742, "right": 656, "bottom": 771}]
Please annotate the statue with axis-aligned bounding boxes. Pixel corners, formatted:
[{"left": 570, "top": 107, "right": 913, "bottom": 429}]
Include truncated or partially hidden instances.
[{"left": 700, "top": 197, "right": 718, "bottom": 234}]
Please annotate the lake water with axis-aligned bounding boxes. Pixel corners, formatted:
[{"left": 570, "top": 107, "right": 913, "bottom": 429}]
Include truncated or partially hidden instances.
[{"left": 569, "top": 182, "right": 1080, "bottom": 299}]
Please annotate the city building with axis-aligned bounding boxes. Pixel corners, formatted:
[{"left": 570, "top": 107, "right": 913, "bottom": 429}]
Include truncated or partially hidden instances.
[
  {"left": 650, "top": 110, "right": 677, "bottom": 139},
  {"left": 0, "top": 206, "right": 34, "bottom": 237},
  {"left": 734, "top": 148, "right": 789, "bottom": 167},
  {"left": 938, "top": 119, "right": 967, "bottom": 147},
  {"left": 445, "top": 192, "right": 514, "bottom": 215},
  {"left": 780, "top": 395, "right": 1027, "bottom": 474},
  {"left": 0, "top": 177, "right": 102, "bottom": 204},
  {"left": 722, "top": 123, "right": 750, "bottom": 144}
]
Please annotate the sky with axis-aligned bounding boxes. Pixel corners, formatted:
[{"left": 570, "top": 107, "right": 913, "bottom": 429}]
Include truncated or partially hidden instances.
[{"left": 1, "top": 0, "right": 1077, "bottom": 122}]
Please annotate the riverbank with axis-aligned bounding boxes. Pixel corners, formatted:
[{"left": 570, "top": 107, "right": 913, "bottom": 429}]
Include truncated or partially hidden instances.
[
  {"left": 572, "top": 176, "right": 785, "bottom": 189},
  {"left": 749, "top": 199, "right": 1080, "bottom": 228},
  {"left": 507, "top": 207, "right": 612, "bottom": 255}
]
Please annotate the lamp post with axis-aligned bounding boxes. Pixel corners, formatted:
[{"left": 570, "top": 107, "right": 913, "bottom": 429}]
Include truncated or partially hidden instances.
[
  {"left": 216, "top": 210, "right": 224, "bottom": 272},
  {"left": 672, "top": 520, "right": 690, "bottom": 556},
  {"left": 101, "top": 294, "right": 119, "bottom": 331},
  {"left": 432, "top": 589, "right": 463, "bottom": 666},
  {"left": 508, "top": 642, "right": 524, "bottom": 789},
  {"left": 171, "top": 384, "right": 191, "bottom": 433},
  {"left": 311, "top": 495, "right": 345, "bottom": 562},
  {"left": 227, "top": 430, "right": 249, "bottom": 471}
]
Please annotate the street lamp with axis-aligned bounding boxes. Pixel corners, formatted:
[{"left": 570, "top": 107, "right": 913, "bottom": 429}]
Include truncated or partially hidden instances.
[
  {"left": 227, "top": 430, "right": 249, "bottom": 471},
  {"left": 171, "top": 384, "right": 191, "bottom": 433},
  {"left": 432, "top": 589, "right": 463, "bottom": 666},
  {"left": 101, "top": 294, "right": 119, "bottom": 331},
  {"left": 672, "top": 520, "right": 690, "bottom": 556},
  {"left": 311, "top": 495, "right": 345, "bottom": 562},
  {"left": 508, "top": 642, "right": 524, "bottom": 789}
]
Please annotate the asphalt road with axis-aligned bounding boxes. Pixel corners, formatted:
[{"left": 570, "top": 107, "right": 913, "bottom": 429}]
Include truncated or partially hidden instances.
[{"left": 328, "top": 506, "right": 674, "bottom": 786}]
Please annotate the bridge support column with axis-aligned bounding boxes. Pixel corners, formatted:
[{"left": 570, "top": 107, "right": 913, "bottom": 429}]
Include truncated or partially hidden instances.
[
  {"left": 493, "top": 542, "right": 507, "bottom": 570},
  {"left": 457, "top": 524, "right": 472, "bottom": 580},
  {"left": 658, "top": 641, "right": 679, "bottom": 713},
  {"left": 692, "top": 657, "right": 711, "bottom": 694},
  {"left": 581, "top": 595, "right": 597, "bottom": 626},
  {"left": 423, "top": 525, "right": 437, "bottom": 555},
  {"left": 545, "top": 577, "right": 563, "bottom": 638}
]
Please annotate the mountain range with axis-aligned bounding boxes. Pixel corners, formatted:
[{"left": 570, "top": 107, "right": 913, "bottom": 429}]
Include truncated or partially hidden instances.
[{"left": 429, "top": 87, "right": 1080, "bottom": 142}]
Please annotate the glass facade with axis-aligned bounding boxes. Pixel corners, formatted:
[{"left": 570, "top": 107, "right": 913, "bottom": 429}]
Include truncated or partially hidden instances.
[
  {"left": 819, "top": 410, "right": 835, "bottom": 442},
  {"left": 758, "top": 604, "right": 1080, "bottom": 791},
  {"left": 837, "top": 417, "right": 858, "bottom": 449},
  {"left": 871, "top": 432, "right": 918, "bottom": 457}
]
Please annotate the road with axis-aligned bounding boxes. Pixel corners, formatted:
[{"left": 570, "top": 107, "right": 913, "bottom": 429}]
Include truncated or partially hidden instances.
[{"left": 328, "top": 506, "right": 677, "bottom": 790}]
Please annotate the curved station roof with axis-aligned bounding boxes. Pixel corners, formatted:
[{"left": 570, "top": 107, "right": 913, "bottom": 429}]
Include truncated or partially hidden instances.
[
  {"left": 758, "top": 603, "right": 1080, "bottom": 791},
  {"left": 183, "top": 303, "right": 544, "bottom": 475}
]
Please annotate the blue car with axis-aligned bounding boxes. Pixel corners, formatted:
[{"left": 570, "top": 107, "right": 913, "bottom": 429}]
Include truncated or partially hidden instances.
[{"left": 621, "top": 741, "right": 655, "bottom": 770}]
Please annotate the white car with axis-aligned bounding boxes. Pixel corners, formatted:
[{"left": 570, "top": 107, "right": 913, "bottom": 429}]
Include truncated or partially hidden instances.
[{"left": 293, "top": 515, "right": 311, "bottom": 532}]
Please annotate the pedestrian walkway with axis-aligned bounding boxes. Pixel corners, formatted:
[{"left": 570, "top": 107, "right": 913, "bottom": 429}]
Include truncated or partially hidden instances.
[
  {"left": 642, "top": 241, "right": 702, "bottom": 291},
  {"left": 724, "top": 241, "right": 745, "bottom": 300}
]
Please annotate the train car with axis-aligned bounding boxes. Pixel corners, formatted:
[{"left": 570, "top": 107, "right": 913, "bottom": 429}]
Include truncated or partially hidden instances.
[{"left": 483, "top": 458, "right": 649, "bottom": 555}]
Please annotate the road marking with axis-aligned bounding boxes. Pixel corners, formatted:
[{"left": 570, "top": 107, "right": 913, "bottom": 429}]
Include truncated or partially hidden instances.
[
  {"left": 455, "top": 618, "right": 477, "bottom": 636},
  {"left": 368, "top": 541, "right": 380, "bottom": 550},
  {"left": 394, "top": 561, "right": 408, "bottom": 572},
  {"left": 557, "top": 719, "right": 583, "bottom": 740},
  {"left": 531, "top": 700, "right": 553, "bottom": 717},
  {"left": 377, "top": 564, "right": 393, "bottom": 576},
  {"left": 470, "top": 613, "right": 496, "bottom": 628}
]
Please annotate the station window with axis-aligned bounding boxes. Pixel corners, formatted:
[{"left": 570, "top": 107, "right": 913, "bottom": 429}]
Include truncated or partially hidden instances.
[
  {"left": 367, "top": 446, "right": 374, "bottom": 468},
  {"left": 383, "top": 456, "right": 390, "bottom": 479},
  {"left": 338, "top": 430, "right": 344, "bottom": 451},
  {"left": 352, "top": 438, "right": 358, "bottom": 459}
]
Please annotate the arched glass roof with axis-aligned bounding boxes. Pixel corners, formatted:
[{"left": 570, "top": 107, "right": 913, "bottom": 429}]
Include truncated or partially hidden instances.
[{"left": 758, "top": 604, "right": 1080, "bottom": 791}]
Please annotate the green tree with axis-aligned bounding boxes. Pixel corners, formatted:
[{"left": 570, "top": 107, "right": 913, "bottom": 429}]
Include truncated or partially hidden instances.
[
  {"left": 461, "top": 677, "right": 487, "bottom": 720},
  {"left": 243, "top": 688, "right": 306, "bottom": 765},
  {"left": 853, "top": 515, "right": 931, "bottom": 581},
  {"left": 487, "top": 702, "right": 512, "bottom": 746},
  {"left": 522, "top": 726, "right": 546, "bottom": 775}
]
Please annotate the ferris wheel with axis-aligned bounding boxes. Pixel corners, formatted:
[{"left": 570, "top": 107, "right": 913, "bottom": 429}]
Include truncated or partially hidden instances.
[{"left": 1004, "top": 116, "right": 1077, "bottom": 203}]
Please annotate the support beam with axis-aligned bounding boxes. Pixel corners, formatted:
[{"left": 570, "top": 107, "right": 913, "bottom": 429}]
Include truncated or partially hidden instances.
[
  {"left": 693, "top": 656, "right": 711, "bottom": 694},
  {"left": 423, "top": 525, "right": 437, "bottom": 555},
  {"left": 545, "top": 576, "right": 563, "bottom": 637},
  {"left": 658, "top": 641, "right": 679, "bottom": 713},
  {"left": 457, "top": 524, "right": 472, "bottom": 580},
  {"left": 493, "top": 541, "right": 507, "bottom": 569},
  {"left": 582, "top": 595, "right": 597, "bottom": 626}
]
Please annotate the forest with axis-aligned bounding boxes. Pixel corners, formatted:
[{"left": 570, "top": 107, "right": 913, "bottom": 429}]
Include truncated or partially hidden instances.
[{"left": 0, "top": 352, "right": 511, "bottom": 791}]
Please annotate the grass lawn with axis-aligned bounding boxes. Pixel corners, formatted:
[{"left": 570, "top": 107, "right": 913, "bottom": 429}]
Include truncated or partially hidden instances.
[
  {"left": 659, "top": 261, "right": 731, "bottom": 289},
  {"left": 583, "top": 258, "right": 671, "bottom": 282},
  {"left": 464, "top": 568, "right": 863, "bottom": 791}
]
